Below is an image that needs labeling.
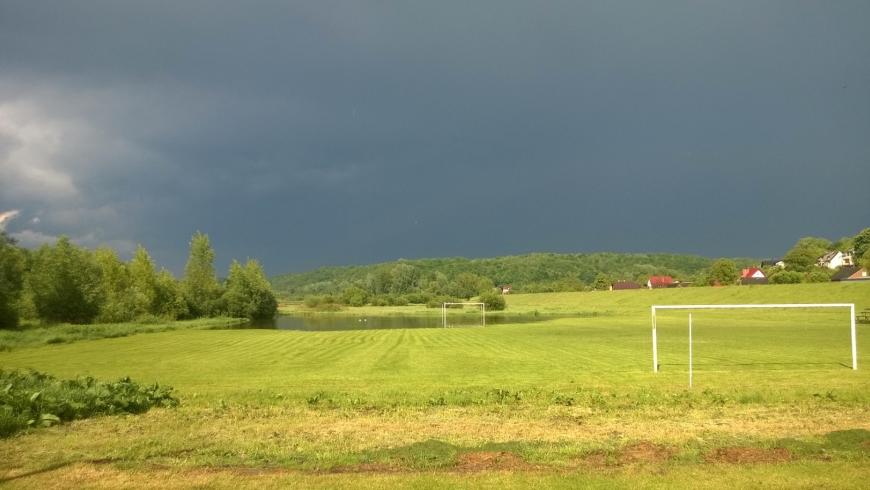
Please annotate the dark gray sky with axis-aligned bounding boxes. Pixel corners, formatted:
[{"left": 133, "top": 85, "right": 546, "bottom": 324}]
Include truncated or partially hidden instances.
[{"left": 1, "top": 1, "right": 868, "bottom": 277}]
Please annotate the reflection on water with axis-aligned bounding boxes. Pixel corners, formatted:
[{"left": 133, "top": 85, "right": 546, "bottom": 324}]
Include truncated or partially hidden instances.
[{"left": 244, "top": 313, "right": 584, "bottom": 331}]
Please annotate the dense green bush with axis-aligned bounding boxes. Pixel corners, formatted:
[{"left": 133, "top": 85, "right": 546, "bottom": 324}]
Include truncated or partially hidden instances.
[
  {"left": 222, "top": 259, "right": 278, "bottom": 320},
  {"left": 404, "top": 292, "right": 433, "bottom": 304},
  {"left": 0, "top": 231, "right": 27, "bottom": 330},
  {"left": 806, "top": 270, "right": 831, "bottom": 283},
  {"left": 478, "top": 291, "right": 506, "bottom": 311},
  {"left": 768, "top": 271, "right": 805, "bottom": 284},
  {"left": 27, "top": 237, "right": 104, "bottom": 324},
  {"left": 0, "top": 369, "right": 179, "bottom": 438},
  {"left": 340, "top": 286, "right": 369, "bottom": 307}
]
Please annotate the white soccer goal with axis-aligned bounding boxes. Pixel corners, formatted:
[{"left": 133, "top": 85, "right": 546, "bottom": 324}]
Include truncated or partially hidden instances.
[
  {"left": 651, "top": 303, "right": 858, "bottom": 374},
  {"left": 442, "top": 302, "right": 485, "bottom": 328}
]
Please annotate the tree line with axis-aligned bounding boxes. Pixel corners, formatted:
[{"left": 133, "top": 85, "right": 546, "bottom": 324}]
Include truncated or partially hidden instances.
[
  {"left": 705, "top": 227, "right": 870, "bottom": 285},
  {"left": 270, "top": 252, "right": 761, "bottom": 300},
  {"left": 0, "top": 231, "right": 277, "bottom": 329}
]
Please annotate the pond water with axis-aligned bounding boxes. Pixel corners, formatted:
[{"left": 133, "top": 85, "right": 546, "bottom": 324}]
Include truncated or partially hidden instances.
[{"left": 245, "top": 313, "right": 583, "bottom": 331}]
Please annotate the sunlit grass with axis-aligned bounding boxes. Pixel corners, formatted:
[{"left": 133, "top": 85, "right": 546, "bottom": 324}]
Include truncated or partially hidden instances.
[{"left": 1, "top": 281, "right": 869, "bottom": 488}]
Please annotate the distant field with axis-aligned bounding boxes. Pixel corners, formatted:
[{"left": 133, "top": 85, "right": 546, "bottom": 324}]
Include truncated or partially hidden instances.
[{"left": 1, "top": 282, "right": 869, "bottom": 489}]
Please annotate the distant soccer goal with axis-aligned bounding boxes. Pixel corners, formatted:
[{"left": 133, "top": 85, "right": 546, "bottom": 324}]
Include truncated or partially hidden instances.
[
  {"left": 442, "top": 302, "right": 485, "bottom": 328},
  {"left": 651, "top": 304, "right": 858, "bottom": 376}
]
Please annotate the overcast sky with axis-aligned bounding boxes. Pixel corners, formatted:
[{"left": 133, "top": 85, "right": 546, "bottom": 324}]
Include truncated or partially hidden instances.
[{"left": 1, "top": 1, "right": 868, "bottom": 277}]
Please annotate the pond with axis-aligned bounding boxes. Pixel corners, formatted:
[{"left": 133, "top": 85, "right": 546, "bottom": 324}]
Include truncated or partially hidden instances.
[{"left": 245, "top": 313, "right": 586, "bottom": 331}]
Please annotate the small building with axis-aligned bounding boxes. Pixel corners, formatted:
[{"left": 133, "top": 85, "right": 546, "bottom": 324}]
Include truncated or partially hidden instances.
[
  {"left": 761, "top": 259, "right": 785, "bottom": 268},
  {"left": 501, "top": 285, "right": 512, "bottom": 295},
  {"left": 740, "top": 277, "right": 768, "bottom": 285},
  {"left": 830, "top": 267, "right": 869, "bottom": 282},
  {"left": 611, "top": 280, "right": 641, "bottom": 291},
  {"left": 817, "top": 251, "right": 846, "bottom": 270},
  {"left": 647, "top": 276, "right": 674, "bottom": 289},
  {"left": 842, "top": 250, "right": 855, "bottom": 267},
  {"left": 741, "top": 268, "right": 766, "bottom": 279}
]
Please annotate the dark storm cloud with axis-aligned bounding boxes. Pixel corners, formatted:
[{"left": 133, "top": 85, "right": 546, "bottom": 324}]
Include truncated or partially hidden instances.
[{"left": 1, "top": 1, "right": 868, "bottom": 275}]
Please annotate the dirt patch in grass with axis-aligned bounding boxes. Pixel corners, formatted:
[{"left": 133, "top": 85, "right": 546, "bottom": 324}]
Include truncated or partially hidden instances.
[
  {"left": 621, "top": 441, "right": 676, "bottom": 464},
  {"left": 327, "top": 451, "right": 536, "bottom": 474},
  {"left": 705, "top": 447, "right": 795, "bottom": 464},
  {"left": 582, "top": 441, "right": 675, "bottom": 467},
  {"left": 452, "top": 451, "right": 536, "bottom": 472}
]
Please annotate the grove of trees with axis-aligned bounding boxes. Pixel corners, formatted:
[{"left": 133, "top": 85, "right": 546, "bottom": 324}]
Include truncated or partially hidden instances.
[{"left": 0, "top": 231, "right": 276, "bottom": 329}]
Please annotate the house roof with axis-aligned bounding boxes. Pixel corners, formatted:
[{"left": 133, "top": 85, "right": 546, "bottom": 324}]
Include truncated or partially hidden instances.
[
  {"left": 741, "top": 268, "right": 766, "bottom": 278},
  {"left": 648, "top": 276, "right": 674, "bottom": 288},
  {"left": 817, "top": 251, "right": 841, "bottom": 264},
  {"left": 830, "top": 267, "right": 869, "bottom": 281}
]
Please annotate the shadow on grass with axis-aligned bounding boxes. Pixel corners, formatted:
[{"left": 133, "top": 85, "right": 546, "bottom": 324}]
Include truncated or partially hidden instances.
[{"left": 0, "top": 462, "right": 71, "bottom": 484}]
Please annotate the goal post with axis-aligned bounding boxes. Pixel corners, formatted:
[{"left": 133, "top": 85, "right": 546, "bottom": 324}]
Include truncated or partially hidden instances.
[
  {"left": 652, "top": 303, "right": 857, "bottom": 372},
  {"left": 442, "top": 302, "right": 486, "bottom": 328}
]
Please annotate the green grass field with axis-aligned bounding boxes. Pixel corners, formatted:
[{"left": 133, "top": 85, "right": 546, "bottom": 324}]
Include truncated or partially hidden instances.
[{"left": 2, "top": 282, "right": 869, "bottom": 488}]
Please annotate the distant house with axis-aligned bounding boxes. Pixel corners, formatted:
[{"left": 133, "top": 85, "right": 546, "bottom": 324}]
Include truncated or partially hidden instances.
[
  {"left": 647, "top": 276, "right": 674, "bottom": 289},
  {"left": 761, "top": 259, "right": 785, "bottom": 268},
  {"left": 830, "top": 266, "right": 869, "bottom": 282},
  {"left": 741, "top": 268, "right": 766, "bottom": 279},
  {"left": 611, "top": 280, "right": 641, "bottom": 291},
  {"left": 817, "top": 251, "right": 846, "bottom": 269},
  {"left": 740, "top": 277, "right": 768, "bottom": 285},
  {"left": 842, "top": 250, "right": 855, "bottom": 267},
  {"left": 501, "top": 285, "right": 512, "bottom": 295}
]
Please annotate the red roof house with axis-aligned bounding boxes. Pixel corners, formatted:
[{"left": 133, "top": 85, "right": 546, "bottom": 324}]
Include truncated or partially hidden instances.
[
  {"left": 741, "top": 268, "right": 766, "bottom": 279},
  {"left": 647, "top": 276, "right": 674, "bottom": 289}
]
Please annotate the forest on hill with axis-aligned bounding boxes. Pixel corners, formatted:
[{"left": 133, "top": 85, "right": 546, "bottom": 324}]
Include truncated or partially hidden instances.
[{"left": 269, "top": 252, "right": 760, "bottom": 299}]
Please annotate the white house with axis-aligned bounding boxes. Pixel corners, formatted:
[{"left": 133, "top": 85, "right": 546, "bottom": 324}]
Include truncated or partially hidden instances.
[{"left": 817, "top": 251, "right": 845, "bottom": 269}]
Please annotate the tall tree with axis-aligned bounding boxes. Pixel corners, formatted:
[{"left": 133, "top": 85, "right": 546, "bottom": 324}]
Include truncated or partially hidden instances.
[
  {"left": 180, "top": 232, "right": 221, "bottom": 317},
  {"left": 27, "top": 236, "right": 103, "bottom": 324},
  {"left": 782, "top": 247, "right": 819, "bottom": 272},
  {"left": 153, "top": 269, "right": 189, "bottom": 319},
  {"left": 591, "top": 273, "right": 609, "bottom": 291},
  {"left": 222, "top": 259, "right": 278, "bottom": 320},
  {"left": 853, "top": 228, "right": 870, "bottom": 259},
  {"left": 0, "top": 231, "right": 27, "bottom": 329},
  {"left": 94, "top": 246, "right": 140, "bottom": 322},
  {"left": 708, "top": 259, "right": 739, "bottom": 285},
  {"left": 450, "top": 272, "right": 481, "bottom": 299},
  {"left": 129, "top": 244, "right": 159, "bottom": 313}
]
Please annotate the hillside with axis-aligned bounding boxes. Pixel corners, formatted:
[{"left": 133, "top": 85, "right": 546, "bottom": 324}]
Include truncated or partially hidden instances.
[{"left": 270, "top": 252, "right": 760, "bottom": 297}]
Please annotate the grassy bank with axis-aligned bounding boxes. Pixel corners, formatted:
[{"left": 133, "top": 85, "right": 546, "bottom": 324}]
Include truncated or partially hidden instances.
[
  {"left": 0, "top": 317, "right": 247, "bottom": 352},
  {"left": 1, "top": 283, "right": 869, "bottom": 488}
]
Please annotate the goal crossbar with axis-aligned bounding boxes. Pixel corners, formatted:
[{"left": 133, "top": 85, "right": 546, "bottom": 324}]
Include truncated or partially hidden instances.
[
  {"left": 442, "top": 302, "right": 486, "bottom": 328},
  {"left": 652, "top": 303, "right": 857, "bottom": 372}
]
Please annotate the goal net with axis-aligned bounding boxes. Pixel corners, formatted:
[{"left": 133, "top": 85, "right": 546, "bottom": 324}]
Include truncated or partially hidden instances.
[
  {"left": 652, "top": 304, "right": 857, "bottom": 376},
  {"left": 442, "top": 302, "right": 486, "bottom": 328}
]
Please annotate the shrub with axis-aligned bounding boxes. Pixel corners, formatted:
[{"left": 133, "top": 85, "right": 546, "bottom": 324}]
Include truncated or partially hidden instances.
[
  {"left": 478, "top": 291, "right": 506, "bottom": 311},
  {"left": 768, "top": 271, "right": 805, "bottom": 284},
  {"left": 386, "top": 295, "right": 409, "bottom": 306},
  {"left": 806, "top": 270, "right": 831, "bottom": 283},
  {"left": 0, "top": 369, "right": 178, "bottom": 438},
  {"left": 315, "top": 303, "right": 343, "bottom": 312},
  {"left": 404, "top": 293, "right": 433, "bottom": 304},
  {"left": 370, "top": 295, "right": 389, "bottom": 307},
  {"left": 340, "top": 286, "right": 369, "bottom": 307},
  {"left": 303, "top": 295, "right": 322, "bottom": 308}
]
